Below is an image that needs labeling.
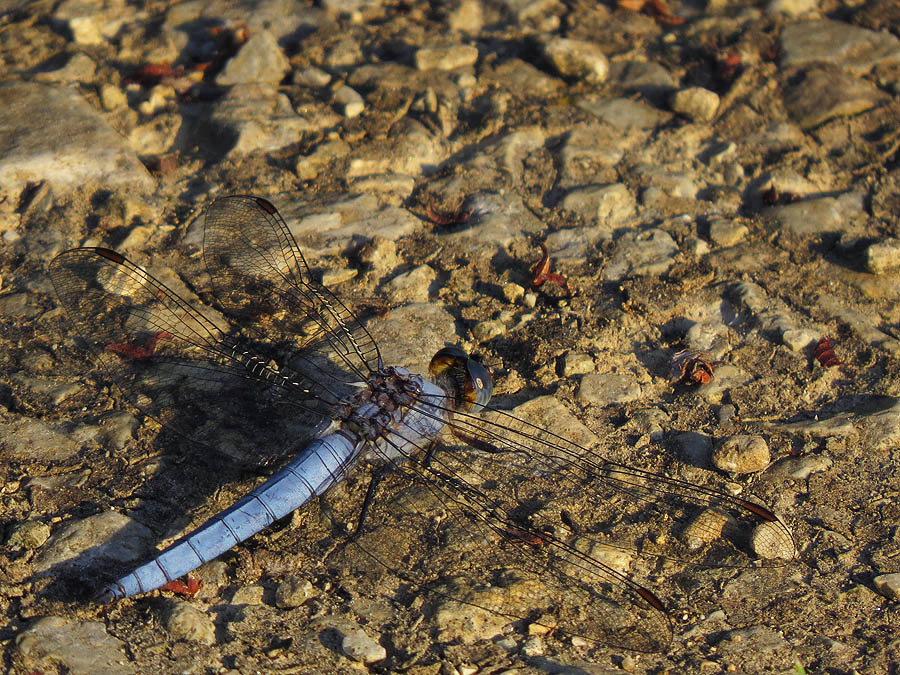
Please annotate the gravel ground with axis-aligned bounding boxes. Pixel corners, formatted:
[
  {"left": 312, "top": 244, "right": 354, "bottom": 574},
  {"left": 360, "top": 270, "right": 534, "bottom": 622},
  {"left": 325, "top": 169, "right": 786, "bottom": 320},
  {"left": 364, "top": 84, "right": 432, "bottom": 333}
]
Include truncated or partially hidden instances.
[{"left": 2, "top": 0, "right": 900, "bottom": 673}]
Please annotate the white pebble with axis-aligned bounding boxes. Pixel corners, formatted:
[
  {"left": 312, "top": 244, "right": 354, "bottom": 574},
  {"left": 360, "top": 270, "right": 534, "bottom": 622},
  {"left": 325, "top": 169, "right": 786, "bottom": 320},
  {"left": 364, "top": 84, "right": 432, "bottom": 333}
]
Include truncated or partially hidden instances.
[{"left": 341, "top": 628, "right": 386, "bottom": 663}]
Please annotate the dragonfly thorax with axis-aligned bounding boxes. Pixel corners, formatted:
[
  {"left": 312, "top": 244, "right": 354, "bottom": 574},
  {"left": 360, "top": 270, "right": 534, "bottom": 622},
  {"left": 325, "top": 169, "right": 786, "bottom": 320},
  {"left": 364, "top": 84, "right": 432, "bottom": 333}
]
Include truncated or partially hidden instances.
[{"left": 337, "top": 367, "right": 429, "bottom": 443}]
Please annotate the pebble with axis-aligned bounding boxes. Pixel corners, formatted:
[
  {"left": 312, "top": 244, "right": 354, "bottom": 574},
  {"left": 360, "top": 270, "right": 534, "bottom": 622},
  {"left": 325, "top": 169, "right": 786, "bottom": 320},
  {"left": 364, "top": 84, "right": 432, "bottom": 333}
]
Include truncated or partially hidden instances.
[
  {"left": 708, "top": 217, "right": 748, "bottom": 247},
  {"left": 560, "top": 183, "right": 636, "bottom": 229},
  {"left": 767, "top": 0, "right": 817, "bottom": 16},
  {"left": 7, "top": 520, "right": 51, "bottom": 550},
  {"left": 671, "top": 86, "right": 720, "bottom": 122},
  {"left": 781, "top": 328, "right": 818, "bottom": 351},
  {"left": 562, "top": 352, "right": 594, "bottom": 376},
  {"left": 542, "top": 37, "right": 609, "bottom": 83},
  {"left": 577, "top": 97, "right": 667, "bottom": 132},
  {"left": 0, "top": 82, "right": 154, "bottom": 194},
  {"left": 33, "top": 511, "right": 154, "bottom": 575},
  {"left": 865, "top": 238, "right": 900, "bottom": 273},
  {"left": 205, "top": 84, "right": 340, "bottom": 157},
  {"left": 673, "top": 431, "right": 714, "bottom": 465},
  {"left": 717, "top": 625, "right": 789, "bottom": 654},
  {"left": 164, "top": 600, "right": 216, "bottom": 645},
  {"left": 9, "top": 374, "right": 81, "bottom": 405},
  {"left": 750, "top": 520, "right": 796, "bottom": 560},
  {"left": 769, "top": 454, "right": 834, "bottom": 480},
  {"left": 1, "top": 418, "right": 80, "bottom": 461},
  {"left": 333, "top": 84, "right": 365, "bottom": 118},
  {"left": 341, "top": 627, "right": 387, "bottom": 663},
  {"left": 294, "top": 66, "right": 332, "bottom": 88},
  {"left": 414, "top": 44, "right": 479, "bottom": 71},
  {"left": 274, "top": 576, "right": 314, "bottom": 609},
  {"left": 35, "top": 52, "right": 97, "bottom": 84},
  {"left": 100, "top": 83, "right": 127, "bottom": 111},
  {"left": 780, "top": 20, "right": 900, "bottom": 75},
  {"left": 16, "top": 617, "right": 131, "bottom": 675},
  {"left": 603, "top": 228, "right": 679, "bottom": 280},
  {"left": 873, "top": 573, "right": 900, "bottom": 601},
  {"left": 682, "top": 508, "right": 731, "bottom": 550},
  {"left": 711, "top": 435, "right": 771, "bottom": 473},
  {"left": 448, "top": 0, "right": 483, "bottom": 33},
  {"left": 783, "top": 67, "right": 887, "bottom": 129},
  {"left": 576, "top": 372, "right": 642, "bottom": 404},
  {"left": 613, "top": 60, "right": 677, "bottom": 103},
  {"left": 321, "top": 267, "right": 358, "bottom": 286}
]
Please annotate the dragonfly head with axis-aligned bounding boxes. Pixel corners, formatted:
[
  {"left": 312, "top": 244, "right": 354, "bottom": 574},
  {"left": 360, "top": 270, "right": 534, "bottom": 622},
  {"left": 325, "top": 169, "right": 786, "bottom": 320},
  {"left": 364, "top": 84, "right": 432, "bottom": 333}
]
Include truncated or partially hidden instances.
[{"left": 429, "top": 346, "right": 493, "bottom": 412}]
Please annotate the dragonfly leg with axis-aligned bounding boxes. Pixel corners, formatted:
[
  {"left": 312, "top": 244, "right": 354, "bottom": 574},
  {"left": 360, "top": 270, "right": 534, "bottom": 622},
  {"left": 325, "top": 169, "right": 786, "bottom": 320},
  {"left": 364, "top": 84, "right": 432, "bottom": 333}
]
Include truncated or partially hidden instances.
[{"left": 352, "top": 466, "right": 389, "bottom": 537}]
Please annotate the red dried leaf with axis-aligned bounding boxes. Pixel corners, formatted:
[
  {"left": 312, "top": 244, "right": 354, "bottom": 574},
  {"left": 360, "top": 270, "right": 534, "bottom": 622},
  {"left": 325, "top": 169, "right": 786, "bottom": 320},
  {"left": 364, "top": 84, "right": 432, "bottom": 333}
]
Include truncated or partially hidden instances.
[
  {"left": 530, "top": 243, "right": 571, "bottom": 295},
  {"left": 814, "top": 337, "right": 841, "bottom": 368},
  {"left": 670, "top": 349, "right": 721, "bottom": 387},
  {"left": 107, "top": 331, "right": 173, "bottom": 361},
  {"left": 161, "top": 575, "right": 203, "bottom": 597}
]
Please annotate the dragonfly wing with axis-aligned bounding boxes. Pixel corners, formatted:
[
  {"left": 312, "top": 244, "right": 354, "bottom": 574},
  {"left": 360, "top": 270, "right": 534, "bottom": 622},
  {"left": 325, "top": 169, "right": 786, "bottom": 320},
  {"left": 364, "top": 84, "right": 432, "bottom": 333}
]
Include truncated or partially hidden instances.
[
  {"left": 321, "top": 393, "right": 794, "bottom": 652},
  {"left": 48, "top": 247, "right": 336, "bottom": 463},
  {"left": 202, "top": 195, "right": 382, "bottom": 386}
]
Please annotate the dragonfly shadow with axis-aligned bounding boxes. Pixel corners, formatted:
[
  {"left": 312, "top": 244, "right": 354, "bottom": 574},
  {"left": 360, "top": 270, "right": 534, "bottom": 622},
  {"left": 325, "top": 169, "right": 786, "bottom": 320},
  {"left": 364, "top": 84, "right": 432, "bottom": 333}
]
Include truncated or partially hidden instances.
[{"left": 27, "top": 414, "right": 306, "bottom": 604}]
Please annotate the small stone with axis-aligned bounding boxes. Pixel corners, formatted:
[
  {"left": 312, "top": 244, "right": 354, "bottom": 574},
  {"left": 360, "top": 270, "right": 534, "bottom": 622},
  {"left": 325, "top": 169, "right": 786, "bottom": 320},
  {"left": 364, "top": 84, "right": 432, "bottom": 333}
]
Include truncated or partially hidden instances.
[
  {"left": 562, "top": 352, "right": 594, "bottom": 376},
  {"left": 68, "top": 16, "right": 104, "bottom": 45},
  {"left": 35, "top": 52, "right": 97, "bottom": 83},
  {"left": 682, "top": 509, "right": 731, "bottom": 550},
  {"left": 717, "top": 404, "right": 736, "bottom": 425},
  {"left": 865, "top": 238, "right": 900, "bottom": 273},
  {"left": 415, "top": 44, "right": 479, "bottom": 71},
  {"left": 769, "top": 454, "right": 834, "bottom": 480},
  {"left": 501, "top": 282, "right": 525, "bottom": 303},
  {"left": 0, "top": 82, "right": 154, "bottom": 194},
  {"left": 528, "top": 614, "right": 557, "bottom": 636},
  {"left": 321, "top": 268, "right": 358, "bottom": 286},
  {"left": 561, "top": 183, "right": 636, "bottom": 229},
  {"left": 543, "top": 37, "right": 609, "bottom": 83},
  {"left": 341, "top": 628, "right": 386, "bottom": 663},
  {"left": 217, "top": 30, "right": 290, "bottom": 85},
  {"left": 708, "top": 218, "right": 748, "bottom": 247},
  {"left": 448, "top": 0, "right": 483, "bottom": 33},
  {"left": 671, "top": 87, "right": 720, "bottom": 122},
  {"left": 712, "top": 435, "right": 770, "bottom": 474},
  {"left": 294, "top": 66, "right": 332, "bottom": 88},
  {"left": 873, "top": 573, "right": 900, "bottom": 601},
  {"left": 164, "top": 601, "right": 216, "bottom": 645},
  {"left": 472, "top": 319, "right": 505, "bottom": 342},
  {"left": 100, "top": 83, "right": 127, "bottom": 111},
  {"left": 33, "top": 511, "right": 154, "bottom": 575},
  {"left": 576, "top": 372, "right": 641, "bottom": 404},
  {"left": 781, "top": 328, "right": 817, "bottom": 352},
  {"left": 522, "top": 636, "right": 545, "bottom": 656},
  {"left": 783, "top": 67, "right": 887, "bottom": 129},
  {"left": 767, "top": 0, "right": 817, "bottom": 16},
  {"left": 673, "top": 431, "right": 714, "bottom": 464},
  {"left": 781, "top": 20, "right": 900, "bottom": 75},
  {"left": 275, "top": 576, "right": 314, "bottom": 609},
  {"left": 16, "top": 617, "right": 130, "bottom": 674},
  {"left": 7, "top": 520, "right": 51, "bottom": 550},
  {"left": 750, "top": 520, "right": 796, "bottom": 560},
  {"left": 230, "top": 585, "right": 265, "bottom": 606},
  {"left": 578, "top": 97, "right": 667, "bottom": 132},
  {"left": 603, "top": 229, "right": 679, "bottom": 280},
  {"left": 333, "top": 84, "right": 364, "bottom": 118}
]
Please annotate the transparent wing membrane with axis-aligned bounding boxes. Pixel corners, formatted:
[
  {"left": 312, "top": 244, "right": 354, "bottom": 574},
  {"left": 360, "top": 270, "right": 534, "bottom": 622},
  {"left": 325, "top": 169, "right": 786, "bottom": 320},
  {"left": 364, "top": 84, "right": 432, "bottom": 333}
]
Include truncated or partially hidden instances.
[{"left": 49, "top": 197, "right": 795, "bottom": 653}]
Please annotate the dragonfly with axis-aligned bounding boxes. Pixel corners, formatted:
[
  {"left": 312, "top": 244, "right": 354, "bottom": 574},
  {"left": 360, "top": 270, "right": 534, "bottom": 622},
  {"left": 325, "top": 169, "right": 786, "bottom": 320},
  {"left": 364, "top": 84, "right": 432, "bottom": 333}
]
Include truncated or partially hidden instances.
[{"left": 48, "top": 195, "right": 795, "bottom": 653}]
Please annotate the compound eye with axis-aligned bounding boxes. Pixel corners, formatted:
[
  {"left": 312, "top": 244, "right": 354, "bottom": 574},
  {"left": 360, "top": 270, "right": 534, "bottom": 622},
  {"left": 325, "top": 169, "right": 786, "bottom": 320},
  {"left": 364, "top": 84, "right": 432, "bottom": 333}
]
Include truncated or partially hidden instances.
[
  {"left": 429, "top": 347, "right": 494, "bottom": 411},
  {"left": 464, "top": 358, "right": 493, "bottom": 411}
]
